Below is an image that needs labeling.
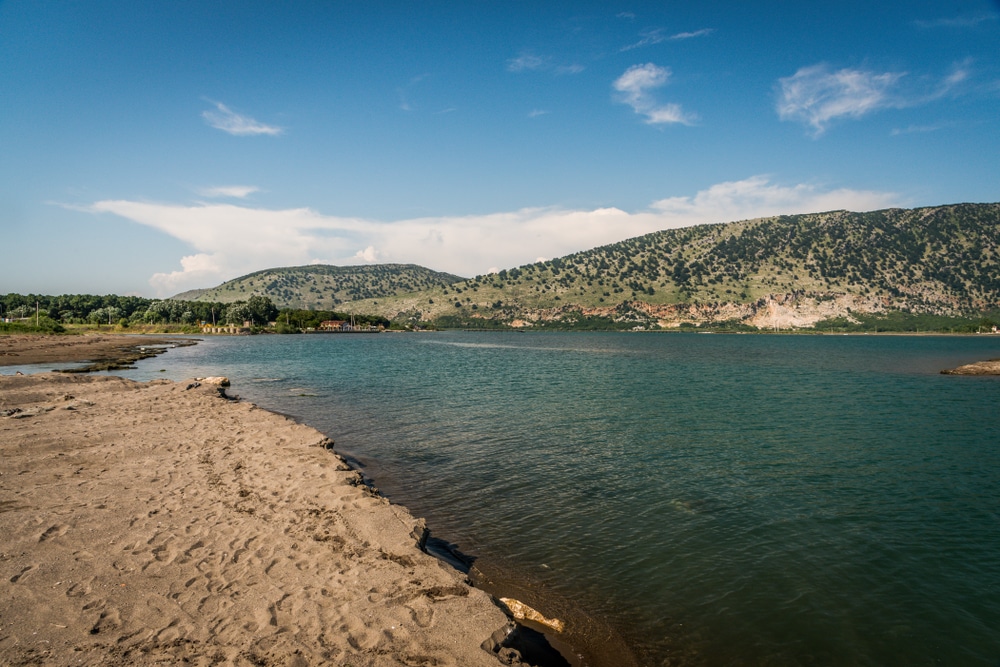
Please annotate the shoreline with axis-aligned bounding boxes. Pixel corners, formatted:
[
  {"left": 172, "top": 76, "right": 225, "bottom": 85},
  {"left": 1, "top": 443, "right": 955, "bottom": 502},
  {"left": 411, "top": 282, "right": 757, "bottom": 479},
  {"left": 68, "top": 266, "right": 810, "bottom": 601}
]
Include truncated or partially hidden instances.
[
  {"left": 0, "top": 335, "right": 607, "bottom": 666},
  {"left": 1, "top": 372, "right": 530, "bottom": 665},
  {"left": 355, "top": 458, "right": 639, "bottom": 667}
]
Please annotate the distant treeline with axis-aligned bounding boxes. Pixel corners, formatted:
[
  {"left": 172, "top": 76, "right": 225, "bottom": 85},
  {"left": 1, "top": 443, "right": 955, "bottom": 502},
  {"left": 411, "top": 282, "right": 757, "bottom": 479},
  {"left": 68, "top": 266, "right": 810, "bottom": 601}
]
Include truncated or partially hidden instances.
[
  {"left": 0, "top": 293, "right": 274, "bottom": 326},
  {"left": 0, "top": 293, "right": 390, "bottom": 334},
  {"left": 811, "top": 311, "right": 999, "bottom": 334}
]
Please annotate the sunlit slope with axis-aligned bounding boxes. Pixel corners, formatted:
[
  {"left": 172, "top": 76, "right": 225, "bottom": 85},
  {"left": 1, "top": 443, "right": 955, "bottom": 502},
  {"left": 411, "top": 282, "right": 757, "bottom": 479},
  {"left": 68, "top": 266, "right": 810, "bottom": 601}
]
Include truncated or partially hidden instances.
[
  {"left": 340, "top": 203, "right": 1000, "bottom": 328},
  {"left": 172, "top": 264, "right": 466, "bottom": 310}
]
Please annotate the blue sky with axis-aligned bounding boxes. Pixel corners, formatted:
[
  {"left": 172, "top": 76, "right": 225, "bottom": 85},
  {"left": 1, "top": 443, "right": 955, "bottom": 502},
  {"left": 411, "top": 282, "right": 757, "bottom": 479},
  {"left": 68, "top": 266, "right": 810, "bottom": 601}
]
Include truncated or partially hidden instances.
[{"left": 2, "top": 1, "right": 998, "bottom": 297}]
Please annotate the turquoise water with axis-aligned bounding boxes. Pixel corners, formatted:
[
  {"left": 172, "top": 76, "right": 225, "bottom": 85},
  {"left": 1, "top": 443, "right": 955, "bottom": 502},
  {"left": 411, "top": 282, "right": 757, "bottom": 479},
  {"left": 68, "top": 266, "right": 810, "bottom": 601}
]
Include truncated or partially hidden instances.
[{"left": 106, "top": 332, "right": 999, "bottom": 665}]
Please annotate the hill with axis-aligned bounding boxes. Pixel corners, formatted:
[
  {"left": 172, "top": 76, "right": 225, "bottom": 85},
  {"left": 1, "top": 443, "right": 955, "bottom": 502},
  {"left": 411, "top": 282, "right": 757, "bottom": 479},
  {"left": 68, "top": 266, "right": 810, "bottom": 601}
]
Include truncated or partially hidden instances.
[
  {"left": 171, "top": 264, "right": 465, "bottom": 310},
  {"left": 339, "top": 203, "right": 1000, "bottom": 330}
]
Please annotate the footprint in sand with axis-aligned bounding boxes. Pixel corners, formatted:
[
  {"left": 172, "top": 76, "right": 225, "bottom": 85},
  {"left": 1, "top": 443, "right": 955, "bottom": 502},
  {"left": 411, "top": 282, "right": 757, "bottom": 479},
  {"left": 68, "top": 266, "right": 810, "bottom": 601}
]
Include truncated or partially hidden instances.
[
  {"left": 65, "top": 580, "right": 92, "bottom": 597},
  {"left": 9, "top": 564, "right": 37, "bottom": 583},
  {"left": 81, "top": 598, "right": 105, "bottom": 612},
  {"left": 38, "top": 524, "right": 69, "bottom": 542},
  {"left": 406, "top": 600, "right": 435, "bottom": 628},
  {"left": 89, "top": 608, "right": 121, "bottom": 635}
]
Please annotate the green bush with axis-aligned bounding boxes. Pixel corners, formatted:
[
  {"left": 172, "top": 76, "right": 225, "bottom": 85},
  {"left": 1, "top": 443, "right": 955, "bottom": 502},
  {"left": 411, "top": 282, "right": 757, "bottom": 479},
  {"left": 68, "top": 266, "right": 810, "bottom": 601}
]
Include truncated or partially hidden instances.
[{"left": 0, "top": 316, "right": 65, "bottom": 334}]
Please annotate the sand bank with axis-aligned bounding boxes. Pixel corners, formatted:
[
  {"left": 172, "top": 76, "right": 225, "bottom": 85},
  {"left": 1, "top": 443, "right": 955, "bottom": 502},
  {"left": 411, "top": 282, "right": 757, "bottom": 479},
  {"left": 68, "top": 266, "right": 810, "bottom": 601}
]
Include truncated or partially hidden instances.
[
  {"left": 0, "top": 371, "right": 534, "bottom": 666},
  {"left": 941, "top": 358, "right": 1000, "bottom": 375},
  {"left": 0, "top": 334, "right": 190, "bottom": 371}
]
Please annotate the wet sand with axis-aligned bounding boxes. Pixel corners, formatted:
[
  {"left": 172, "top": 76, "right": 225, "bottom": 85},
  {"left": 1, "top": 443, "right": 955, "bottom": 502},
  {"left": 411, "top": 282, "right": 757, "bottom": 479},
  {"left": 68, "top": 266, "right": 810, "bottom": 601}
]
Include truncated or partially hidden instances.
[{"left": 0, "top": 334, "right": 188, "bottom": 371}]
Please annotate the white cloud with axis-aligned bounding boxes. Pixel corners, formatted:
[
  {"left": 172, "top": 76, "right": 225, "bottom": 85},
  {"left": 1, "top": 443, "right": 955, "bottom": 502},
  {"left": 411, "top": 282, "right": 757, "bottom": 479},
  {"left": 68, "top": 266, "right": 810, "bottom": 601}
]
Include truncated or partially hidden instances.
[
  {"left": 354, "top": 245, "right": 381, "bottom": 262},
  {"left": 649, "top": 176, "right": 899, "bottom": 222},
  {"left": 85, "top": 177, "right": 901, "bottom": 296},
  {"left": 201, "top": 101, "right": 283, "bottom": 136},
  {"left": 613, "top": 63, "right": 695, "bottom": 125},
  {"left": 198, "top": 185, "right": 260, "bottom": 199},
  {"left": 776, "top": 64, "right": 905, "bottom": 135}
]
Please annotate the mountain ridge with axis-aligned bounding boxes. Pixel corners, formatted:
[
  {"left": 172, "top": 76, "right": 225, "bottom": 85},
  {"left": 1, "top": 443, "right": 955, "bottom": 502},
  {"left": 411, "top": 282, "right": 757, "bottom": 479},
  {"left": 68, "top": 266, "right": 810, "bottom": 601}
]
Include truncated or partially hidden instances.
[
  {"left": 171, "top": 263, "right": 465, "bottom": 310},
  {"left": 338, "top": 202, "right": 1000, "bottom": 329},
  {"left": 170, "top": 203, "right": 1000, "bottom": 330}
]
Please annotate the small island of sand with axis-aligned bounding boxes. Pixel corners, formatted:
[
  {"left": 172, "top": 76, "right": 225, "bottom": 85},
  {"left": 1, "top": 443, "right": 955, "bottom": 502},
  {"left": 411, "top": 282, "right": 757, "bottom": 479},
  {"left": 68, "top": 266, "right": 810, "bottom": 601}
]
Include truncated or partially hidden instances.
[
  {"left": 0, "top": 368, "right": 530, "bottom": 666},
  {"left": 940, "top": 359, "right": 1000, "bottom": 375}
]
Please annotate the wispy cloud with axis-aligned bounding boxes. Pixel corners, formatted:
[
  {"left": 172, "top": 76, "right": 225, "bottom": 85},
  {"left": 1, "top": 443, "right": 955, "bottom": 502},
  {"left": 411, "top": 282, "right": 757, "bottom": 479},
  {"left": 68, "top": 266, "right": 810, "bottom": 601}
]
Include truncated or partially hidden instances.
[
  {"left": 890, "top": 123, "right": 950, "bottom": 136},
  {"left": 776, "top": 65, "right": 906, "bottom": 135},
  {"left": 622, "top": 27, "right": 714, "bottom": 51},
  {"left": 914, "top": 13, "right": 998, "bottom": 29},
  {"left": 507, "top": 52, "right": 546, "bottom": 72},
  {"left": 83, "top": 176, "right": 899, "bottom": 296},
  {"left": 777, "top": 61, "right": 974, "bottom": 135},
  {"left": 398, "top": 73, "right": 430, "bottom": 111},
  {"left": 613, "top": 63, "right": 695, "bottom": 125},
  {"left": 506, "top": 51, "right": 584, "bottom": 75},
  {"left": 939, "top": 60, "right": 972, "bottom": 93},
  {"left": 528, "top": 109, "right": 550, "bottom": 118},
  {"left": 670, "top": 28, "right": 714, "bottom": 40},
  {"left": 201, "top": 101, "right": 283, "bottom": 136},
  {"left": 198, "top": 185, "right": 260, "bottom": 199},
  {"left": 621, "top": 28, "right": 668, "bottom": 51}
]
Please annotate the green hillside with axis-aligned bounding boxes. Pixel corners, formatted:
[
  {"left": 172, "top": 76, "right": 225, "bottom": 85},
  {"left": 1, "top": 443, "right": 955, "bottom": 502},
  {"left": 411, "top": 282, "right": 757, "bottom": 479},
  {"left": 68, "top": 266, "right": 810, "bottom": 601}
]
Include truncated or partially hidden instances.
[
  {"left": 340, "top": 203, "right": 1000, "bottom": 330},
  {"left": 172, "top": 264, "right": 465, "bottom": 310}
]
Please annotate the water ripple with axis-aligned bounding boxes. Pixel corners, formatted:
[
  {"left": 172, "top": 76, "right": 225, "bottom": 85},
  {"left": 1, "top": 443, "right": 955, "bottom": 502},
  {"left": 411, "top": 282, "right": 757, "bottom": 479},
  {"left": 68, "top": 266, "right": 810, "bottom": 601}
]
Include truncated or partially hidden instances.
[{"left": 117, "top": 332, "right": 1000, "bottom": 666}]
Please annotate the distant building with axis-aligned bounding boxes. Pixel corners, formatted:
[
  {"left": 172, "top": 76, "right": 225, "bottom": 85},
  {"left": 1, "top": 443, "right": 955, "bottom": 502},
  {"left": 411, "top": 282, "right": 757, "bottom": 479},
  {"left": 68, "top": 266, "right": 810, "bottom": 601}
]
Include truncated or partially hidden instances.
[{"left": 320, "top": 320, "right": 350, "bottom": 331}]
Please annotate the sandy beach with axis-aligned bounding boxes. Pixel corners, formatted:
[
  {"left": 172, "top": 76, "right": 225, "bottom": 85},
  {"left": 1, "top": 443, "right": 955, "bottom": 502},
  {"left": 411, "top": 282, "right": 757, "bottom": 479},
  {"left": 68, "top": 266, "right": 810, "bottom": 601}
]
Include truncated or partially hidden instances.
[{"left": 0, "top": 360, "right": 535, "bottom": 665}]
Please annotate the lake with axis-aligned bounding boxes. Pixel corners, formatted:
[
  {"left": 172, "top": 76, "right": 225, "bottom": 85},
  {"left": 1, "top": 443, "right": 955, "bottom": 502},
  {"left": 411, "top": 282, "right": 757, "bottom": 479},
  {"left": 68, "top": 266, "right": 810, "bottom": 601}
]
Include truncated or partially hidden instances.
[{"left": 108, "top": 331, "right": 1000, "bottom": 666}]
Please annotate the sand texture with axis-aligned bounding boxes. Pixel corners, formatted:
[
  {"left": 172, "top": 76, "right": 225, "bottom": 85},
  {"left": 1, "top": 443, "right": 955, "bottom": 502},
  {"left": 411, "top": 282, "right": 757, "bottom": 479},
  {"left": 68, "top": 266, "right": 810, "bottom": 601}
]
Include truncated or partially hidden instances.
[{"left": 0, "top": 372, "right": 515, "bottom": 666}]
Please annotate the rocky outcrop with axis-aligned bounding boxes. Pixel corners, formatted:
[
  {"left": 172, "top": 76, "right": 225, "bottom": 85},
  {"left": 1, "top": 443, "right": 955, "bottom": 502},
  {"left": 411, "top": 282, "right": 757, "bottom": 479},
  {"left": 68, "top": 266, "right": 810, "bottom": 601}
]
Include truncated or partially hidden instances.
[
  {"left": 941, "top": 359, "right": 1000, "bottom": 375},
  {"left": 498, "top": 598, "right": 566, "bottom": 633},
  {"left": 503, "top": 291, "right": 891, "bottom": 330}
]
